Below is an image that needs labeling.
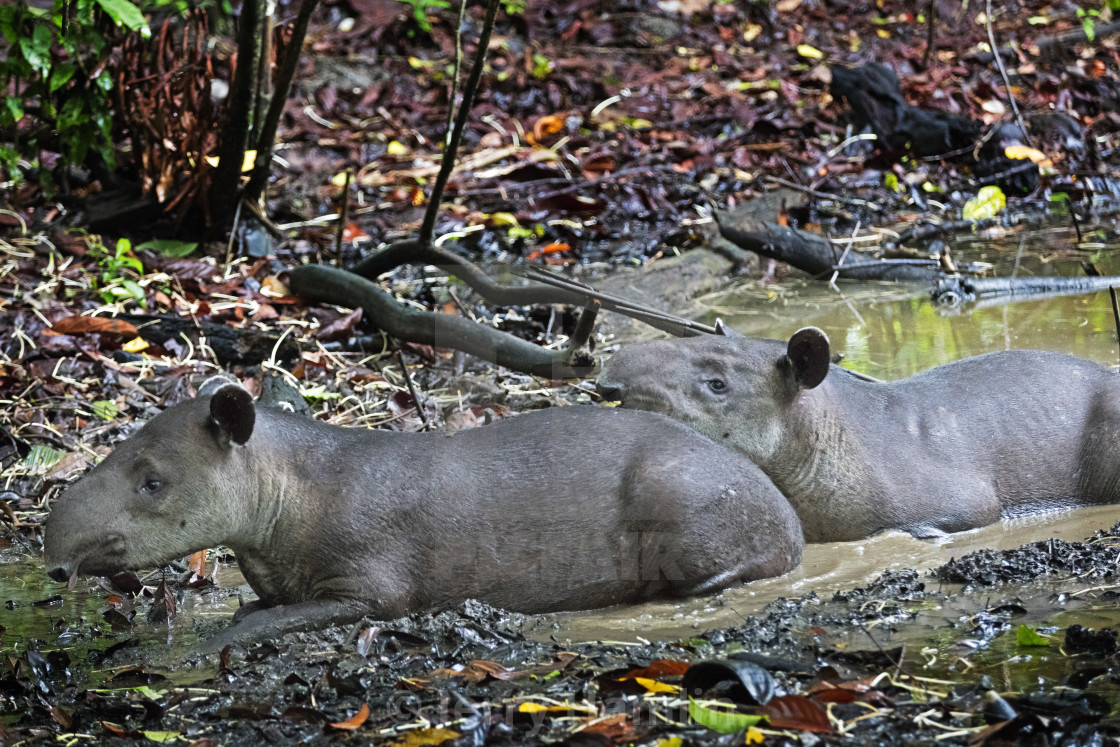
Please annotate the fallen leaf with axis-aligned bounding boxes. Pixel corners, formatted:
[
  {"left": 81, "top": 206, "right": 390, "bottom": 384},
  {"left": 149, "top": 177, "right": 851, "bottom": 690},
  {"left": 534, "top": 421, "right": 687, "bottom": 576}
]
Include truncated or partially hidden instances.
[
  {"left": 52, "top": 316, "right": 139, "bottom": 337},
  {"left": 328, "top": 703, "right": 370, "bottom": 731},
  {"left": 761, "top": 694, "right": 832, "bottom": 733},
  {"left": 622, "top": 659, "right": 690, "bottom": 680},
  {"left": 688, "top": 698, "right": 767, "bottom": 734}
]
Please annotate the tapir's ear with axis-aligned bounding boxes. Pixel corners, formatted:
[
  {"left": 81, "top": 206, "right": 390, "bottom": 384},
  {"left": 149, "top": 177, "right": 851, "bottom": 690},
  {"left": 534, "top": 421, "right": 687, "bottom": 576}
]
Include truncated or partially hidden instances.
[
  {"left": 786, "top": 327, "right": 830, "bottom": 390},
  {"left": 198, "top": 374, "right": 239, "bottom": 398},
  {"left": 209, "top": 385, "right": 256, "bottom": 446}
]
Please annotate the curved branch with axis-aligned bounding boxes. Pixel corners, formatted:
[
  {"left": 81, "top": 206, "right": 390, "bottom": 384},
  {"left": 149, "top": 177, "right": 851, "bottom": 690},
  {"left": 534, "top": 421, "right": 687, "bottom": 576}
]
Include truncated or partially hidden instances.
[
  {"left": 286, "top": 265, "right": 594, "bottom": 378},
  {"left": 350, "top": 240, "right": 582, "bottom": 306}
]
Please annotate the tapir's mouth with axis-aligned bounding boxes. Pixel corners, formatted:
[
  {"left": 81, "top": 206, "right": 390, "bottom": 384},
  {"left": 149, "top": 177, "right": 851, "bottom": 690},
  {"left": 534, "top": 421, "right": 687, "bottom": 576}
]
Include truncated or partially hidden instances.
[
  {"left": 52, "top": 536, "right": 129, "bottom": 586},
  {"left": 615, "top": 393, "right": 670, "bottom": 414}
]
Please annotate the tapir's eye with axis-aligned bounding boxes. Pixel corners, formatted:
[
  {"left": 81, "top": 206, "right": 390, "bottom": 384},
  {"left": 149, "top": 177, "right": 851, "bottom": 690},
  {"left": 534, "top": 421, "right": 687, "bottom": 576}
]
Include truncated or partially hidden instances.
[
  {"left": 139, "top": 479, "right": 164, "bottom": 495},
  {"left": 706, "top": 378, "right": 727, "bottom": 394}
]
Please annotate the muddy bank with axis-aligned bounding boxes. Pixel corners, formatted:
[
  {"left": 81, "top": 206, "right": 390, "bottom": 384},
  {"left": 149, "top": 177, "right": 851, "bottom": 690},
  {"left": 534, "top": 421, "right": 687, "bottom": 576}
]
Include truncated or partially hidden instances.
[{"left": 4, "top": 521, "right": 1120, "bottom": 745}]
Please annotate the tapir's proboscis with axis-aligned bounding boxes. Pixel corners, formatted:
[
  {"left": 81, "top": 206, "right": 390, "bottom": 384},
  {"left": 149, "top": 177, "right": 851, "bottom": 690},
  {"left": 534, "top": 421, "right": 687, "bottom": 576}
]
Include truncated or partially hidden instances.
[
  {"left": 598, "top": 326, "right": 1120, "bottom": 542},
  {"left": 44, "top": 380, "right": 803, "bottom": 648}
]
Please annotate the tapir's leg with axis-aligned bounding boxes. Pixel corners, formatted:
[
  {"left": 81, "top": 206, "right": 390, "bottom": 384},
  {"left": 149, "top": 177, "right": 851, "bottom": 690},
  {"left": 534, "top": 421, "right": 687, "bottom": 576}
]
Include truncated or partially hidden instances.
[{"left": 196, "top": 598, "right": 374, "bottom": 653}]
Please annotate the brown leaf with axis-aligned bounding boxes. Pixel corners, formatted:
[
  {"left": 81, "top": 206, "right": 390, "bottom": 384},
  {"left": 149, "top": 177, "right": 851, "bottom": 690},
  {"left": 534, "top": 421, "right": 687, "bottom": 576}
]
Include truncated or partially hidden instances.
[
  {"left": 50, "top": 705, "right": 73, "bottom": 730},
  {"left": 579, "top": 713, "right": 632, "bottom": 739},
  {"left": 622, "top": 659, "right": 690, "bottom": 680},
  {"left": 761, "top": 694, "right": 832, "bottom": 733},
  {"left": 52, "top": 316, "right": 139, "bottom": 337},
  {"left": 318, "top": 308, "right": 363, "bottom": 342},
  {"left": 102, "top": 721, "right": 143, "bottom": 739},
  {"left": 328, "top": 703, "right": 370, "bottom": 731}
]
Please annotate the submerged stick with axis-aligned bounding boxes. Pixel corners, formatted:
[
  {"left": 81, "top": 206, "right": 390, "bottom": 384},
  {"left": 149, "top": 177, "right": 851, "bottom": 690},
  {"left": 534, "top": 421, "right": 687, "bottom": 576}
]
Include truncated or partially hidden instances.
[{"left": 1109, "top": 286, "right": 1120, "bottom": 367}]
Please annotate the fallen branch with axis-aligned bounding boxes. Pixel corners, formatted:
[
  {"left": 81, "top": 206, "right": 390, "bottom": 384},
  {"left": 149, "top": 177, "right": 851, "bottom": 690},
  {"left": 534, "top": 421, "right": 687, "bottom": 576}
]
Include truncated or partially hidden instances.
[
  {"left": 717, "top": 215, "right": 953, "bottom": 283},
  {"left": 285, "top": 264, "right": 594, "bottom": 378}
]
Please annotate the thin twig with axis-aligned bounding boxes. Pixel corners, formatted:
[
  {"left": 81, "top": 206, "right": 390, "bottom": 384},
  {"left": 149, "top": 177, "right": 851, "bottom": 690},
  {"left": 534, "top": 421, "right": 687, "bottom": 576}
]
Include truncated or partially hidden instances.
[
  {"left": 984, "top": 0, "right": 1033, "bottom": 148},
  {"left": 418, "top": 0, "right": 502, "bottom": 248},
  {"left": 396, "top": 349, "right": 429, "bottom": 429},
  {"left": 1108, "top": 286, "right": 1120, "bottom": 367},
  {"left": 334, "top": 169, "right": 353, "bottom": 267}
]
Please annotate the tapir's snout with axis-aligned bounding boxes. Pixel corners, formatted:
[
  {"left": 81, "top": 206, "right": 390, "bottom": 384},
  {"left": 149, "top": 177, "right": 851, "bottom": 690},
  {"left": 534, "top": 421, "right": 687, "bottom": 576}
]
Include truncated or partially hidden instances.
[{"left": 47, "top": 565, "right": 71, "bottom": 583}]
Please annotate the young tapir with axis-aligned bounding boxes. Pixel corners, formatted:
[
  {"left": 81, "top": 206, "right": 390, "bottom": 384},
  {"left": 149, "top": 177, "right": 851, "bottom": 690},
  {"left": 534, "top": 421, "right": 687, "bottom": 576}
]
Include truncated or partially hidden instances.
[
  {"left": 598, "top": 326, "right": 1120, "bottom": 542},
  {"left": 44, "top": 379, "right": 803, "bottom": 647}
]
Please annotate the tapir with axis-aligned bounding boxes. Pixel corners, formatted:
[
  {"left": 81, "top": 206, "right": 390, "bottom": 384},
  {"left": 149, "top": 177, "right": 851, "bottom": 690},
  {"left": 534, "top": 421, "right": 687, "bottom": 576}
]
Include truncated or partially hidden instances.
[
  {"left": 44, "top": 378, "right": 803, "bottom": 646},
  {"left": 598, "top": 326, "right": 1120, "bottom": 541}
]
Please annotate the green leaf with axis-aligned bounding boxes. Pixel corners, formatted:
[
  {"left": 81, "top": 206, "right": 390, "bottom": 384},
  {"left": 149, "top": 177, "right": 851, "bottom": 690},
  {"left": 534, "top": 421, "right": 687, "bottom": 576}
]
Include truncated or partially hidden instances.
[
  {"left": 136, "top": 239, "right": 197, "bottom": 257},
  {"left": 18, "top": 24, "right": 54, "bottom": 74},
  {"left": 120, "top": 279, "right": 146, "bottom": 305},
  {"left": 140, "top": 732, "right": 180, "bottom": 743},
  {"left": 94, "top": 0, "right": 149, "bottom": 33},
  {"left": 50, "top": 63, "right": 77, "bottom": 92},
  {"left": 92, "top": 400, "right": 118, "bottom": 420},
  {"left": 25, "top": 445, "right": 67, "bottom": 474},
  {"left": 4, "top": 96, "right": 24, "bottom": 123},
  {"left": 689, "top": 698, "right": 767, "bottom": 734},
  {"left": 1016, "top": 624, "right": 1050, "bottom": 647},
  {"left": 962, "top": 185, "right": 1006, "bottom": 221}
]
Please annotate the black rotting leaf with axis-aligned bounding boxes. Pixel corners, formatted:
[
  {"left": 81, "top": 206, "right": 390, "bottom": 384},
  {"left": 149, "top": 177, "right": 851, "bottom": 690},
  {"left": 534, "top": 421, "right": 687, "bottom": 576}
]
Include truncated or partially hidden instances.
[
  {"left": 1063, "top": 625, "right": 1118, "bottom": 656},
  {"left": 680, "top": 659, "right": 777, "bottom": 706}
]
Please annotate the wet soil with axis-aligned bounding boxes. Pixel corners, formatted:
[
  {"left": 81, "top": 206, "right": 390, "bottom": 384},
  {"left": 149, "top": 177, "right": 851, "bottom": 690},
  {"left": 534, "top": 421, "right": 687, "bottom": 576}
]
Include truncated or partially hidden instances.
[{"left": 5, "top": 519, "right": 1120, "bottom": 745}]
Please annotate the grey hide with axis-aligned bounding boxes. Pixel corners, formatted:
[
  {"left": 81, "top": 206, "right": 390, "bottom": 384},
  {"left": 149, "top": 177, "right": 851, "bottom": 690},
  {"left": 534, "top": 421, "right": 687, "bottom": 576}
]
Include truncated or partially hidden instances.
[
  {"left": 598, "top": 327, "right": 1120, "bottom": 542},
  {"left": 44, "top": 384, "right": 803, "bottom": 648}
]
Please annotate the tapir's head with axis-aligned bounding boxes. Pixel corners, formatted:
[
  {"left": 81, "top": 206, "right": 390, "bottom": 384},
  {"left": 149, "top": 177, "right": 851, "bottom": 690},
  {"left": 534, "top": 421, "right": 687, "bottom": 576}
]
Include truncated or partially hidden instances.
[
  {"left": 44, "top": 379, "right": 257, "bottom": 587},
  {"left": 597, "top": 325, "right": 832, "bottom": 462}
]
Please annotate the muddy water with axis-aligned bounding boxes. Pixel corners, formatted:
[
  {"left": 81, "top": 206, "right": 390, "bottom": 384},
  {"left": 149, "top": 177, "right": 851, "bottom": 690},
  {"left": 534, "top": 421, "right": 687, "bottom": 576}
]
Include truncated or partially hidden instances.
[
  {"left": 540, "top": 226, "right": 1120, "bottom": 643},
  {"left": 539, "top": 505, "right": 1119, "bottom": 643},
  {"left": 691, "top": 228, "right": 1120, "bottom": 380}
]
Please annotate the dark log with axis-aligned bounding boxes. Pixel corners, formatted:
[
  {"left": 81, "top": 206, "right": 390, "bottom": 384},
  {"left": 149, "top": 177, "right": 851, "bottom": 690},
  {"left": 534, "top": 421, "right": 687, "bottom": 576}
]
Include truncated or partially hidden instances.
[
  {"left": 120, "top": 314, "right": 298, "bottom": 365},
  {"left": 716, "top": 215, "right": 949, "bottom": 283}
]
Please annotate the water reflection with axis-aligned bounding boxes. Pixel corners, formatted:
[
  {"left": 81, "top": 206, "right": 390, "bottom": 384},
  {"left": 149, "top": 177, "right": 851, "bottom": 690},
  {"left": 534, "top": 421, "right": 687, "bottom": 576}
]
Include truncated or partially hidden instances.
[{"left": 695, "top": 228, "right": 1120, "bottom": 379}]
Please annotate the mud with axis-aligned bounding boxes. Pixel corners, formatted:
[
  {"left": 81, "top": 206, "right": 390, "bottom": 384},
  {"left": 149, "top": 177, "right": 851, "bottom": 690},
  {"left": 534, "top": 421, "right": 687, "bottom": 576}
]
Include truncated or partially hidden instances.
[{"left": 5, "top": 521, "right": 1120, "bottom": 745}]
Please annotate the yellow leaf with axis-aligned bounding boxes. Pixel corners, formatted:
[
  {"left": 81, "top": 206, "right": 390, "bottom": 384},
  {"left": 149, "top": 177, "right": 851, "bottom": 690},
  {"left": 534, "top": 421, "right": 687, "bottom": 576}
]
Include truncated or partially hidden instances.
[
  {"left": 746, "top": 727, "right": 766, "bottom": 744},
  {"left": 331, "top": 171, "right": 351, "bottom": 187},
  {"left": 519, "top": 702, "right": 550, "bottom": 713},
  {"left": 634, "top": 677, "right": 680, "bottom": 694},
  {"left": 1005, "top": 144, "right": 1051, "bottom": 166},
  {"left": 122, "top": 336, "right": 149, "bottom": 353},
  {"left": 202, "top": 150, "right": 257, "bottom": 172},
  {"left": 390, "top": 727, "right": 461, "bottom": 746},
  {"left": 388, "top": 141, "right": 411, "bottom": 156},
  {"left": 797, "top": 44, "right": 823, "bottom": 59},
  {"left": 489, "top": 212, "right": 521, "bottom": 227},
  {"left": 876, "top": 29, "right": 890, "bottom": 38},
  {"left": 518, "top": 701, "right": 595, "bottom": 714}
]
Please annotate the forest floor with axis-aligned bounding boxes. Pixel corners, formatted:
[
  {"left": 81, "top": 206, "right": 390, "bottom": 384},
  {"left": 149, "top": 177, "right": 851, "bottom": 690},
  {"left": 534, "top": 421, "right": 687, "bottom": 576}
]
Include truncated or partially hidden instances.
[{"left": 3, "top": 0, "right": 1120, "bottom": 743}]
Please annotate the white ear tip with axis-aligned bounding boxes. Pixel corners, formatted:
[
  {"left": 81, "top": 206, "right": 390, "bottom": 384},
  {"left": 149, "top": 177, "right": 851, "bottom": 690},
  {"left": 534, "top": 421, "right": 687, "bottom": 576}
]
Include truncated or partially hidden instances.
[{"left": 198, "top": 375, "right": 239, "bottom": 398}]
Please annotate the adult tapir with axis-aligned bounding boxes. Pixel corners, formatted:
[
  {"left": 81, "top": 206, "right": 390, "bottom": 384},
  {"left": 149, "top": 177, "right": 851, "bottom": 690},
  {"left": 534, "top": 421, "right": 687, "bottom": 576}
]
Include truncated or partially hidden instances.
[
  {"left": 44, "top": 378, "right": 803, "bottom": 647},
  {"left": 598, "top": 326, "right": 1120, "bottom": 542}
]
